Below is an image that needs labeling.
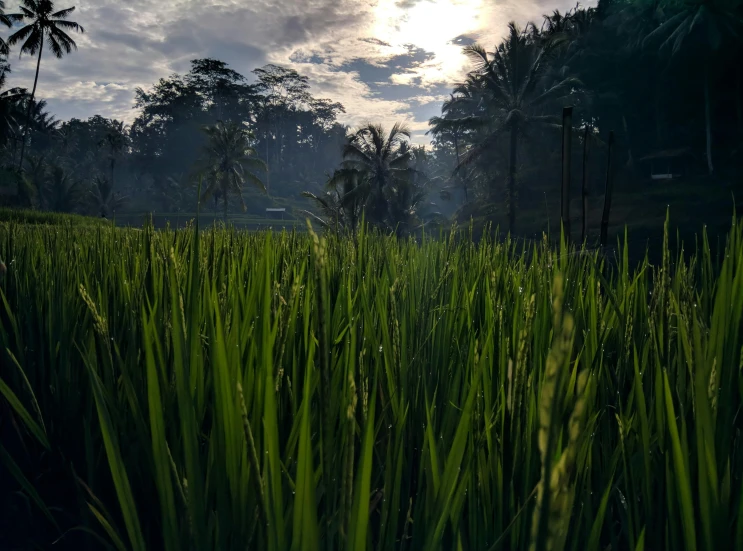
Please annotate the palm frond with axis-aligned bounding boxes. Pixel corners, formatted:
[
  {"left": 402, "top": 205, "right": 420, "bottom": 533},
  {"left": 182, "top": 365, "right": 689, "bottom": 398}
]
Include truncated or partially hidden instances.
[
  {"left": 52, "top": 6, "right": 76, "bottom": 19},
  {"left": 8, "top": 25, "right": 36, "bottom": 49},
  {"left": 297, "top": 208, "right": 331, "bottom": 228},
  {"left": 462, "top": 44, "right": 490, "bottom": 70},
  {"left": 51, "top": 20, "right": 84, "bottom": 33}
]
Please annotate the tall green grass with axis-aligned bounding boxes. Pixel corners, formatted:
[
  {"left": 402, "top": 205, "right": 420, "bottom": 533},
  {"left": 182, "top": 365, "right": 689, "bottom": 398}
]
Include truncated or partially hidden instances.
[
  {"left": 0, "top": 207, "right": 109, "bottom": 226},
  {"left": 1, "top": 216, "right": 742, "bottom": 550}
]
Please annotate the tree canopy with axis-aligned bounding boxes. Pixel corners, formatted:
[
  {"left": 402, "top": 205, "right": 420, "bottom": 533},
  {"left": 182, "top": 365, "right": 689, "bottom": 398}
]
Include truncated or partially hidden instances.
[{"left": 0, "top": 0, "right": 739, "bottom": 237}]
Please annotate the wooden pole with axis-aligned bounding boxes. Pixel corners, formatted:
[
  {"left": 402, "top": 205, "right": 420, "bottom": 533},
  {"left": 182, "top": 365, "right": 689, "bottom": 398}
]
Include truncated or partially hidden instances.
[
  {"left": 600, "top": 131, "right": 615, "bottom": 248},
  {"left": 581, "top": 125, "right": 589, "bottom": 243},
  {"left": 561, "top": 106, "right": 573, "bottom": 241}
]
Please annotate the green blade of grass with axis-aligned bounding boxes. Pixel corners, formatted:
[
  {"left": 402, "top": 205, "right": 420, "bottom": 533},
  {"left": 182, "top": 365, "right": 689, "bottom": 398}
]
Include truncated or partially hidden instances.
[
  {"left": 347, "top": 369, "right": 378, "bottom": 551},
  {"left": 143, "top": 312, "right": 180, "bottom": 551},
  {"left": 662, "top": 370, "right": 697, "bottom": 551},
  {"left": 291, "top": 333, "right": 319, "bottom": 551},
  {"left": 81, "top": 348, "right": 146, "bottom": 551}
]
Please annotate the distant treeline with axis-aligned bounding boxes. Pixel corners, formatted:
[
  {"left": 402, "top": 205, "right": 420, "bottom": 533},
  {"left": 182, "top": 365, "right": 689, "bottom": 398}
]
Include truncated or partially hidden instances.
[{"left": 0, "top": 0, "right": 740, "bottom": 239}]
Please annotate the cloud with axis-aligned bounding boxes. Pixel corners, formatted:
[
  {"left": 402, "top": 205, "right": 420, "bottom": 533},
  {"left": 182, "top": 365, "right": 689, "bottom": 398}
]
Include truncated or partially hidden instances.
[{"left": 4, "top": 0, "right": 593, "bottom": 144}]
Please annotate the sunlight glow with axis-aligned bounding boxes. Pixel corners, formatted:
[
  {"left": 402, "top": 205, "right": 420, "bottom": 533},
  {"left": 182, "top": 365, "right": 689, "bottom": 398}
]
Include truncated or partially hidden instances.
[{"left": 371, "top": 0, "right": 484, "bottom": 85}]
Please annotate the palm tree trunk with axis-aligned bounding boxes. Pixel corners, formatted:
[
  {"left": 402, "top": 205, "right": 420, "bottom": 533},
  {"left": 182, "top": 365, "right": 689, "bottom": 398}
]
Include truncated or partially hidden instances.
[
  {"left": 376, "top": 174, "right": 387, "bottom": 226},
  {"left": 654, "top": 69, "right": 663, "bottom": 147},
  {"left": 264, "top": 115, "right": 271, "bottom": 196},
  {"left": 704, "top": 66, "right": 714, "bottom": 175},
  {"left": 11, "top": 133, "right": 17, "bottom": 164},
  {"left": 277, "top": 114, "right": 283, "bottom": 165},
  {"left": 508, "top": 126, "right": 517, "bottom": 234},
  {"left": 18, "top": 40, "right": 44, "bottom": 170},
  {"left": 622, "top": 115, "right": 635, "bottom": 174},
  {"left": 453, "top": 132, "right": 467, "bottom": 203},
  {"left": 600, "top": 131, "right": 615, "bottom": 248}
]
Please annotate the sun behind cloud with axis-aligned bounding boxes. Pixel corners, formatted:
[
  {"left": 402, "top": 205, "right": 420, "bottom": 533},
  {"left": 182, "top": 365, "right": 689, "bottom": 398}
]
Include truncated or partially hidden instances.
[{"left": 371, "top": 0, "right": 484, "bottom": 85}]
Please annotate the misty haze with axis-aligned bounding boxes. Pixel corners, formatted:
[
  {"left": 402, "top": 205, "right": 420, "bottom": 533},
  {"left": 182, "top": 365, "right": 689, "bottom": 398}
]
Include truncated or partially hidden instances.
[{"left": 1, "top": 1, "right": 743, "bottom": 550}]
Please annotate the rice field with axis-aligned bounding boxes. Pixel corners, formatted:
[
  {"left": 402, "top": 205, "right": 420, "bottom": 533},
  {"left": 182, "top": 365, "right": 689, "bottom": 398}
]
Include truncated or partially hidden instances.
[{"left": 1, "top": 215, "right": 743, "bottom": 551}]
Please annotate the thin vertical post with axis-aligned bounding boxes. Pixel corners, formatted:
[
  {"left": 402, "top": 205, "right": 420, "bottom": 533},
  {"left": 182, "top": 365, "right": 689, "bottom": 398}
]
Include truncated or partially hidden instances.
[
  {"left": 582, "top": 125, "right": 589, "bottom": 243},
  {"left": 561, "top": 106, "right": 573, "bottom": 241}
]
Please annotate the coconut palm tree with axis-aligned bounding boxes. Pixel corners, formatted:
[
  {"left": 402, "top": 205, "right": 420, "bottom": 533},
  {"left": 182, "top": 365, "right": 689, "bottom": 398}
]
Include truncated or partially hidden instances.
[
  {"left": 98, "top": 120, "right": 128, "bottom": 189},
  {"left": 429, "top": 22, "right": 580, "bottom": 233},
  {"left": 24, "top": 96, "right": 57, "bottom": 131},
  {"left": 155, "top": 172, "right": 188, "bottom": 212},
  {"left": 44, "top": 163, "right": 83, "bottom": 212},
  {"left": 8, "top": 0, "right": 84, "bottom": 169},
  {"left": 21, "top": 151, "right": 44, "bottom": 201},
  {"left": 427, "top": 92, "right": 478, "bottom": 203},
  {"left": 197, "top": 120, "right": 266, "bottom": 220},
  {"left": 384, "top": 141, "right": 432, "bottom": 234},
  {"left": 8, "top": 95, "right": 59, "bottom": 155},
  {"left": 89, "top": 175, "right": 125, "bottom": 218},
  {"left": 339, "top": 122, "right": 414, "bottom": 226},
  {"left": 0, "top": 1, "right": 19, "bottom": 55},
  {"left": 303, "top": 124, "right": 427, "bottom": 234},
  {"left": 301, "top": 167, "right": 368, "bottom": 232},
  {"left": 0, "top": 66, "right": 23, "bottom": 149},
  {"left": 642, "top": 0, "right": 743, "bottom": 175}
]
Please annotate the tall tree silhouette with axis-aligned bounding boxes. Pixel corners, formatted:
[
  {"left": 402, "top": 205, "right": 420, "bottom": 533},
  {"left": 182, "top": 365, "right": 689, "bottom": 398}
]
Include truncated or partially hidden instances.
[
  {"left": 430, "top": 23, "right": 580, "bottom": 233},
  {"left": 0, "top": 1, "right": 19, "bottom": 55},
  {"left": 8, "top": 0, "right": 83, "bottom": 169},
  {"left": 642, "top": 0, "right": 743, "bottom": 175},
  {"left": 89, "top": 174, "right": 125, "bottom": 218},
  {"left": 98, "top": 120, "right": 128, "bottom": 189},
  {"left": 44, "top": 163, "right": 84, "bottom": 212},
  {"left": 301, "top": 167, "right": 367, "bottom": 231},
  {"left": 340, "top": 122, "right": 413, "bottom": 226},
  {"left": 197, "top": 120, "right": 267, "bottom": 220}
]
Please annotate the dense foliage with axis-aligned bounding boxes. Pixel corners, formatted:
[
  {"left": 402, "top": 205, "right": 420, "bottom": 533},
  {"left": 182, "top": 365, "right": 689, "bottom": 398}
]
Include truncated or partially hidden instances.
[
  {"left": 1, "top": 216, "right": 743, "bottom": 550},
  {"left": 429, "top": 0, "right": 743, "bottom": 234},
  {"left": 0, "top": 0, "right": 739, "bottom": 238},
  {"left": 0, "top": 56, "right": 349, "bottom": 218}
]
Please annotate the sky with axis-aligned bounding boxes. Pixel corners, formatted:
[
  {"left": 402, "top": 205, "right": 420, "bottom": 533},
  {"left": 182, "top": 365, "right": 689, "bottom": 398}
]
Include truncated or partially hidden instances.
[{"left": 5, "top": 0, "right": 589, "bottom": 144}]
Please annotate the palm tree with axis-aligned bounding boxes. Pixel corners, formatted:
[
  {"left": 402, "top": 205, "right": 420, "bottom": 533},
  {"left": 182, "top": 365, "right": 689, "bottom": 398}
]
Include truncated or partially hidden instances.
[
  {"left": 10, "top": 95, "right": 59, "bottom": 155},
  {"left": 340, "top": 122, "right": 414, "bottom": 227},
  {"left": 430, "top": 22, "right": 580, "bottom": 233},
  {"left": 197, "top": 120, "right": 266, "bottom": 220},
  {"left": 44, "top": 163, "right": 83, "bottom": 211},
  {"left": 385, "top": 141, "right": 432, "bottom": 235},
  {"left": 89, "top": 175, "right": 125, "bottom": 218},
  {"left": 0, "top": 83, "right": 23, "bottom": 150},
  {"left": 427, "top": 92, "right": 477, "bottom": 203},
  {"left": 540, "top": 8, "right": 572, "bottom": 36},
  {"left": 98, "top": 120, "right": 128, "bottom": 188},
  {"left": 642, "top": 0, "right": 743, "bottom": 175},
  {"left": 0, "top": 1, "right": 18, "bottom": 55},
  {"left": 608, "top": 0, "right": 665, "bottom": 51},
  {"left": 21, "top": 151, "right": 44, "bottom": 201},
  {"left": 301, "top": 167, "right": 368, "bottom": 232},
  {"left": 157, "top": 172, "right": 187, "bottom": 212},
  {"left": 8, "top": 0, "right": 84, "bottom": 169},
  {"left": 25, "top": 96, "right": 57, "bottom": 131},
  {"left": 302, "top": 124, "right": 427, "bottom": 234}
]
